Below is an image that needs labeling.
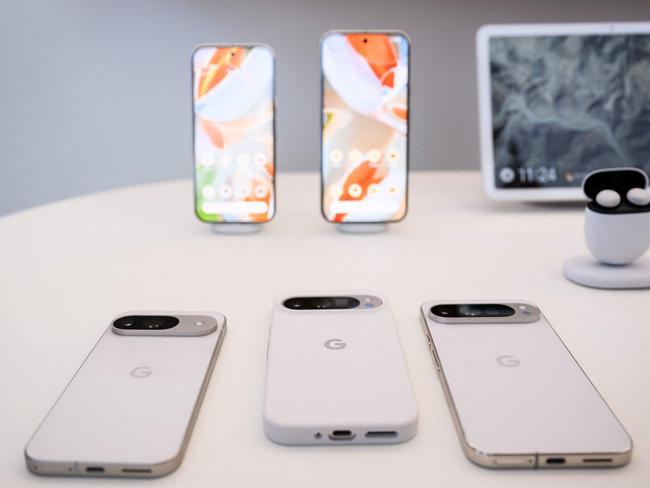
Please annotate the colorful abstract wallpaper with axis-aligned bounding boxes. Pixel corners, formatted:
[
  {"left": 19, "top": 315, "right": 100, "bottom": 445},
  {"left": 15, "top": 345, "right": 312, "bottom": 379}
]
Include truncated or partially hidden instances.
[
  {"left": 322, "top": 32, "right": 409, "bottom": 223},
  {"left": 193, "top": 45, "right": 275, "bottom": 223}
]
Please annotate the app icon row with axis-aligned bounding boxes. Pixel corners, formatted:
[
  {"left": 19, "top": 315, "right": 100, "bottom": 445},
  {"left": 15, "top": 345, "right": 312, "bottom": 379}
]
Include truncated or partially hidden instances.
[
  {"left": 201, "top": 184, "right": 269, "bottom": 200},
  {"left": 198, "top": 153, "right": 269, "bottom": 168},
  {"left": 329, "top": 183, "right": 399, "bottom": 199},
  {"left": 329, "top": 148, "right": 400, "bottom": 167}
]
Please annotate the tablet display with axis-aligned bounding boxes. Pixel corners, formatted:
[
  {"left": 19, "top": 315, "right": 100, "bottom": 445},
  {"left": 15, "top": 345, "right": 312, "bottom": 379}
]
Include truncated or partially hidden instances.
[{"left": 489, "top": 33, "right": 650, "bottom": 190}]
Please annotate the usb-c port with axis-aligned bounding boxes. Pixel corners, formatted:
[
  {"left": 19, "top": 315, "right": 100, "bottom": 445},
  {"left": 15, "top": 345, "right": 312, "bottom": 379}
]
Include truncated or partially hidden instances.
[
  {"left": 329, "top": 430, "right": 355, "bottom": 440},
  {"left": 85, "top": 466, "right": 105, "bottom": 473},
  {"left": 545, "top": 457, "right": 565, "bottom": 465}
]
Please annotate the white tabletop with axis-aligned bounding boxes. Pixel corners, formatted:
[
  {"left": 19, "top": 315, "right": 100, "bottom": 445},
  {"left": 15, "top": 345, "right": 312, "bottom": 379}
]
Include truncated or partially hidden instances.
[{"left": 1, "top": 171, "right": 648, "bottom": 487}]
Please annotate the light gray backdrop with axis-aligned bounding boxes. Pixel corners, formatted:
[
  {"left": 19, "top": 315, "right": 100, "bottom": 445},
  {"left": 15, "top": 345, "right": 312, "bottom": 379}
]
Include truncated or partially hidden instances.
[{"left": 1, "top": 0, "right": 648, "bottom": 215}]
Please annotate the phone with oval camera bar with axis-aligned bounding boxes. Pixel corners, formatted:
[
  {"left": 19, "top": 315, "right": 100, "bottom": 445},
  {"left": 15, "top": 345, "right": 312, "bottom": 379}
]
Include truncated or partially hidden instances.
[
  {"left": 420, "top": 301, "right": 632, "bottom": 468},
  {"left": 25, "top": 311, "right": 227, "bottom": 477},
  {"left": 264, "top": 293, "right": 418, "bottom": 445}
]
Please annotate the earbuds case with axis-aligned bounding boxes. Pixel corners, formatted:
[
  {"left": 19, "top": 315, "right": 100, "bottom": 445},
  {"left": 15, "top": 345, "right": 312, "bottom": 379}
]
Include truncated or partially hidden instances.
[{"left": 583, "top": 168, "right": 650, "bottom": 265}]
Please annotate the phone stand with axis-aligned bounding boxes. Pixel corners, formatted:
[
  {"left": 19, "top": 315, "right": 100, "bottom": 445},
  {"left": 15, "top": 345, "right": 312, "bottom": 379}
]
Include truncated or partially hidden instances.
[
  {"left": 211, "top": 223, "right": 262, "bottom": 235},
  {"left": 336, "top": 223, "right": 388, "bottom": 234},
  {"left": 563, "top": 168, "right": 650, "bottom": 289}
]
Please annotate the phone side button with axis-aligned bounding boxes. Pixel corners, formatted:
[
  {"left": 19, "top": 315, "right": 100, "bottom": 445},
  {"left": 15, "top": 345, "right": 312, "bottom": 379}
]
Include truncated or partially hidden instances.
[{"left": 427, "top": 339, "right": 441, "bottom": 372}]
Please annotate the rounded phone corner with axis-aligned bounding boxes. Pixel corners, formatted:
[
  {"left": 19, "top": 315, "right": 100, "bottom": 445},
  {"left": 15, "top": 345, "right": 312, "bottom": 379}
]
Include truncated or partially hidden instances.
[
  {"left": 319, "top": 204, "right": 334, "bottom": 224},
  {"left": 390, "top": 30, "right": 412, "bottom": 46},
  {"left": 320, "top": 30, "right": 340, "bottom": 45},
  {"left": 23, "top": 446, "right": 43, "bottom": 475},
  {"left": 190, "top": 44, "right": 208, "bottom": 60},
  {"left": 193, "top": 205, "right": 217, "bottom": 225},
  {"left": 394, "top": 412, "right": 419, "bottom": 443},
  {"left": 255, "top": 43, "right": 277, "bottom": 59},
  {"left": 262, "top": 413, "right": 293, "bottom": 446},
  {"left": 144, "top": 449, "right": 185, "bottom": 478},
  {"left": 263, "top": 203, "right": 277, "bottom": 223},
  {"left": 459, "top": 439, "right": 513, "bottom": 469},
  {"left": 617, "top": 444, "right": 634, "bottom": 467}
]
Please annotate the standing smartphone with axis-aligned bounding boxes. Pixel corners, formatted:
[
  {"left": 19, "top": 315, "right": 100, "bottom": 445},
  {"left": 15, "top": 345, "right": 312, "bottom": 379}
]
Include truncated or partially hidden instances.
[
  {"left": 25, "top": 312, "right": 227, "bottom": 477},
  {"left": 320, "top": 30, "right": 410, "bottom": 224},
  {"left": 192, "top": 44, "right": 275, "bottom": 224},
  {"left": 264, "top": 294, "right": 417, "bottom": 444},
  {"left": 420, "top": 301, "right": 632, "bottom": 468}
]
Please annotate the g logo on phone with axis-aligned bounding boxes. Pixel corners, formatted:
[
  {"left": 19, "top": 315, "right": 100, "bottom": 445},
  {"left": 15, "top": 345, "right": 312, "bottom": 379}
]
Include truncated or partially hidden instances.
[
  {"left": 130, "top": 366, "right": 153, "bottom": 378},
  {"left": 324, "top": 338, "right": 347, "bottom": 350},
  {"left": 496, "top": 355, "right": 520, "bottom": 367}
]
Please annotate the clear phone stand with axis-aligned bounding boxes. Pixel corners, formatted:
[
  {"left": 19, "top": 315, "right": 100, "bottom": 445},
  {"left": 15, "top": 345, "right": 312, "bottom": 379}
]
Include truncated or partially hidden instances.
[
  {"left": 336, "top": 223, "right": 388, "bottom": 234},
  {"left": 211, "top": 223, "right": 262, "bottom": 235}
]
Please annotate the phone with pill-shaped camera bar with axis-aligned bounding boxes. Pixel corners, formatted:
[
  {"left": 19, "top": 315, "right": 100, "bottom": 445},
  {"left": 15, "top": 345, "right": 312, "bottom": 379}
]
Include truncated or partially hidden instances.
[
  {"left": 420, "top": 301, "right": 632, "bottom": 469},
  {"left": 25, "top": 312, "right": 226, "bottom": 477},
  {"left": 321, "top": 30, "right": 410, "bottom": 223},
  {"left": 264, "top": 293, "right": 418, "bottom": 445},
  {"left": 192, "top": 44, "right": 276, "bottom": 224}
]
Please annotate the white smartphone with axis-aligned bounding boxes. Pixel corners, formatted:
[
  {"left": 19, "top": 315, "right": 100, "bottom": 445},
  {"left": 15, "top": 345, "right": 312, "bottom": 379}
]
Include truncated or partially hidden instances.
[
  {"left": 25, "top": 311, "right": 227, "bottom": 477},
  {"left": 320, "top": 30, "right": 410, "bottom": 224},
  {"left": 192, "top": 44, "right": 276, "bottom": 224},
  {"left": 420, "top": 301, "right": 633, "bottom": 468},
  {"left": 264, "top": 294, "right": 418, "bottom": 445}
]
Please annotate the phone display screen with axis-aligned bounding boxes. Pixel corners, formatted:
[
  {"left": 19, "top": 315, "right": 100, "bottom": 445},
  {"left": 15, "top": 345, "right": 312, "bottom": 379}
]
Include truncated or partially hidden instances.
[
  {"left": 321, "top": 32, "right": 409, "bottom": 223},
  {"left": 490, "top": 34, "right": 650, "bottom": 189},
  {"left": 192, "top": 45, "right": 275, "bottom": 223}
]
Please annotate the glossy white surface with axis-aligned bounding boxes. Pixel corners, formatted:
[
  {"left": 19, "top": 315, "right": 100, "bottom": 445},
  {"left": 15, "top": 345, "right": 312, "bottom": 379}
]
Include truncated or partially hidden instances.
[{"left": 1, "top": 171, "right": 649, "bottom": 487}]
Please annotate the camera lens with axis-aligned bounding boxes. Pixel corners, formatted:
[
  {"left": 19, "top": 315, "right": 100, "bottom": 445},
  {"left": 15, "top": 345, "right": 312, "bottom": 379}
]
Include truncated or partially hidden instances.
[
  {"left": 283, "top": 297, "right": 361, "bottom": 310},
  {"left": 363, "top": 38, "right": 368, "bottom": 43},
  {"left": 431, "top": 304, "right": 515, "bottom": 318},
  {"left": 113, "top": 315, "right": 179, "bottom": 330}
]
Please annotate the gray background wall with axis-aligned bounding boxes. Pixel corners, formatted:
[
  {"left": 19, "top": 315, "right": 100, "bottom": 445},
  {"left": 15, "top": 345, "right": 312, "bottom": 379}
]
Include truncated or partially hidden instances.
[{"left": 1, "top": 0, "right": 648, "bottom": 215}]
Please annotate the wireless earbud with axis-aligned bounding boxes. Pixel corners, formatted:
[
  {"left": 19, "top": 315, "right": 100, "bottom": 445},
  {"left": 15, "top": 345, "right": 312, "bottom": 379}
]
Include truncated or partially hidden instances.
[
  {"left": 595, "top": 189, "right": 620, "bottom": 208},
  {"left": 627, "top": 187, "right": 650, "bottom": 206},
  {"left": 563, "top": 168, "right": 650, "bottom": 289}
]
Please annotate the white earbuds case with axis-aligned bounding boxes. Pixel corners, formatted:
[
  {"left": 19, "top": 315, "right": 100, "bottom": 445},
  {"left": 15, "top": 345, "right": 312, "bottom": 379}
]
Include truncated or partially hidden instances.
[{"left": 583, "top": 168, "right": 650, "bottom": 265}]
